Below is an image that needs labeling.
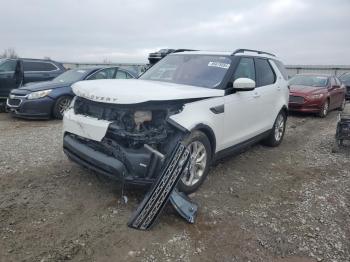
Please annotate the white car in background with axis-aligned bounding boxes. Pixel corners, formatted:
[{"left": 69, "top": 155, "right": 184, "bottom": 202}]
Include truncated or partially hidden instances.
[{"left": 62, "top": 49, "right": 289, "bottom": 194}]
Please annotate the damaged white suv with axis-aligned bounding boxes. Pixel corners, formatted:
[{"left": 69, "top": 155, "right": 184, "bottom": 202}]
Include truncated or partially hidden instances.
[{"left": 63, "top": 49, "right": 289, "bottom": 194}]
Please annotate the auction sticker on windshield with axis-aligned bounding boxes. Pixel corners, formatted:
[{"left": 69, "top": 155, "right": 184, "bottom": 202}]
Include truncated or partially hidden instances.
[{"left": 208, "top": 61, "right": 230, "bottom": 69}]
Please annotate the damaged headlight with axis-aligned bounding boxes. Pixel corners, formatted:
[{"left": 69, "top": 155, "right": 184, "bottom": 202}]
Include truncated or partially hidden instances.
[
  {"left": 27, "top": 89, "right": 52, "bottom": 100},
  {"left": 134, "top": 110, "right": 152, "bottom": 130}
]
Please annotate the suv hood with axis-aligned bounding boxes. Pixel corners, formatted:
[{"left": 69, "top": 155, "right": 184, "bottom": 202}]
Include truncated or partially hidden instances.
[{"left": 72, "top": 79, "right": 225, "bottom": 104}]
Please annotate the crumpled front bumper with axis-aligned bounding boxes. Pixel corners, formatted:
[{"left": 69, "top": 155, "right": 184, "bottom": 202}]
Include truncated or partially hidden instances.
[{"left": 63, "top": 133, "right": 163, "bottom": 185}]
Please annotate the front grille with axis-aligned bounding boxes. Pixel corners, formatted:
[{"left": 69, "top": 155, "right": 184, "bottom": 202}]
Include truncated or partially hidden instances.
[
  {"left": 289, "top": 95, "right": 305, "bottom": 104},
  {"left": 74, "top": 97, "right": 120, "bottom": 120},
  {"left": 7, "top": 98, "right": 21, "bottom": 106}
]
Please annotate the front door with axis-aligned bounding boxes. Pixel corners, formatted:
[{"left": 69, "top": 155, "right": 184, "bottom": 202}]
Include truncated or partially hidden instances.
[{"left": 223, "top": 57, "right": 261, "bottom": 148}]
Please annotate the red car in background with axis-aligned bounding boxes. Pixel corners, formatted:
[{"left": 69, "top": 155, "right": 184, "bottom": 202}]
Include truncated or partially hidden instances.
[{"left": 288, "top": 74, "right": 346, "bottom": 117}]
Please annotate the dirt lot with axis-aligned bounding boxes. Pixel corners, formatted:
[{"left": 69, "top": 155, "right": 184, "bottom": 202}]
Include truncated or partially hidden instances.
[{"left": 0, "top": 109, "right": 349, "bottom": 262}]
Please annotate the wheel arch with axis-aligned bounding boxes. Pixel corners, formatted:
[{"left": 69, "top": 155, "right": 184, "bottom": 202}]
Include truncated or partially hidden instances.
[
  {"left": 191, "top": 124, "right": 216, "bottom": 158},
  {"left": 51, "top": 94, "right": 74, "bottom": 118}
]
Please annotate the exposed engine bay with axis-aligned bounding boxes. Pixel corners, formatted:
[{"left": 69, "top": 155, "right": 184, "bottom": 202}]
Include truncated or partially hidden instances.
[{"left": 73, "top": 97, "right": 185, "bottom": 151}]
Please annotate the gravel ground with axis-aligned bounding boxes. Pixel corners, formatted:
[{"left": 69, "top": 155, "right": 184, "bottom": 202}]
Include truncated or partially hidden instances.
[{"left": 0, "top": 107, "right": 349, "bottom": 262}]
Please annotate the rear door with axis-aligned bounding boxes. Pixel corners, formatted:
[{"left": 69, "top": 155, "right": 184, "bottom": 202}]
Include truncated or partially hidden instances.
[
  {"left": 254, "top": 58, "right": 279, "bottom": 131},
  {"left": 0, "top": 59, "right": 17, "bottom": 99}
]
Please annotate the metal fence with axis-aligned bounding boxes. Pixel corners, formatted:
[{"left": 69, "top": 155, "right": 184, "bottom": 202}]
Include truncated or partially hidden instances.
[
  {"left": 286, "top": 65, "right": 350, "bottom": 77},
  {"left": 62, "top": 62, "right": 350, "bottom": 77}
]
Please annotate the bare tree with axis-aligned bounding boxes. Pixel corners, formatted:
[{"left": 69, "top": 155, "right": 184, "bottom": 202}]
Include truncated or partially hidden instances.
[{"left": 0, "top": 48, "right": 19, "bottom": 58}]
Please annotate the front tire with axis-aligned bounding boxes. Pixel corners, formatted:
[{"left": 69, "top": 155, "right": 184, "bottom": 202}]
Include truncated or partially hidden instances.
[
  {"left": 262, "top": 111, "right": 287, "bottom": 147},
  {"left": 53, "top": 96, "right": 72, "bottom": 119},
  {"left": 177, "top": 130, "right": 212, "bottom": 194},
  {"left": 319, "top": 99, "right": 329, "bottom": 118}
]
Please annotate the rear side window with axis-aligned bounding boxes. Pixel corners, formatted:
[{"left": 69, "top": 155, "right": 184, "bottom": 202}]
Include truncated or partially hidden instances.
[
  {"left": 88, "top": 68, "right": 117, "bottom": 80},
  {"left": 273, "top": 60, "right": 289, "bottom": 80},
  {"left": 233, "top": 57, "right": 255, "bottom": 81},
  {"left": 23, "top": 61, "right": 58, "bottom": 72},
  {"left": 116, "top": 70, "right": 127, "bottom": 79},
  {"left": 255, "top": 58, "right": 276, "bottom": 87}
]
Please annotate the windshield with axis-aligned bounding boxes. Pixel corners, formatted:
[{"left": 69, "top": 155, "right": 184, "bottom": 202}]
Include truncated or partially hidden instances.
[
  {"left": 289, "top": 75, "right": 328, "bottom": 87},
  {"left": 53, "top": 69, "right": 89, "bottom": 83},
  {"left": 140, "top": 54, "right": 232, "bottom": 88}
]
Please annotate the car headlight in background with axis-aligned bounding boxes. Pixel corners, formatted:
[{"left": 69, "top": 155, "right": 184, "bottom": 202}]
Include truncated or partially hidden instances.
[
  {"left": 307, "top": 93, "right": 324, "bottom": 100},
  {"left": 27, "top": 89, "right": 52, "bottom": 100}
]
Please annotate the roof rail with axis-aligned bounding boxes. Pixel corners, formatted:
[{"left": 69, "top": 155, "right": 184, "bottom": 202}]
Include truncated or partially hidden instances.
[{"left": 232, "top": 49, "right": 276, "bottom": 57}]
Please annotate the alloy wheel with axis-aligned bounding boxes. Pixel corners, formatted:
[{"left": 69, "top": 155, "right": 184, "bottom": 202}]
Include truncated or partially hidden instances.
[
  {"left": 181, "top": 141, "right": 207, "bottom": 187},
  {"left": 58, "top": 97, "right": 72, "bottom": 115},
  {"left": 274, "top": 114, "right": 285, "bottom": 142}
]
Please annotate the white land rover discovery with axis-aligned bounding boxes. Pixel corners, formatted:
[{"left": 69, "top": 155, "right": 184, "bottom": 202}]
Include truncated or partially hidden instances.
[{"left": 63, "top": 49, "right": 289, "bottom": 194}]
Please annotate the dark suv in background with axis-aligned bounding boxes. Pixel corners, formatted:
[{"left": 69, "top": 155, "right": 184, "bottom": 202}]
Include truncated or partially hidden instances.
[{"left": 0, "top": 58, "right": 65, "bottom": 110}]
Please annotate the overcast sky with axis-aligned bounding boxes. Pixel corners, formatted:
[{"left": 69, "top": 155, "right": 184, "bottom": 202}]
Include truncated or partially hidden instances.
[{"left": 1, "top": 0, "right": 349, "bottom": 65}]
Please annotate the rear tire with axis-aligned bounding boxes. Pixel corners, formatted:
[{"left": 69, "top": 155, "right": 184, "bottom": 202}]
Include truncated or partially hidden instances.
[
  {"left": 319, "top": 100, "right": 329, "bottom": 118},
  {"left": 53, "top": 96, "right": 72, "bottom": 119},
  {"left": 177, "top": 130, "right": 212, "bottom": 194},
  {"left": 262, "top": 111, "right": 287, "bottom": 147}
]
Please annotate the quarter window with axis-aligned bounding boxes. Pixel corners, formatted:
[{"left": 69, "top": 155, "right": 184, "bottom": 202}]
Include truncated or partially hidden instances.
[
  {"left": 233, "top": 57, "right": 255, "bottom": 82},
  {"left": 23, "top": 61, "right": 58, "bottom": 72},
  {"left": 255, "top": 58, "right": 276, "bottom": 87}
]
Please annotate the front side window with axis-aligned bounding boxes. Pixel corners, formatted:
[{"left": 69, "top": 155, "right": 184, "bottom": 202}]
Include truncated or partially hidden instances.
[
  {"left": 23, "top": 61, "right": 57, "bottom": 72},
  {"left": 0, "top": 60, "right": 16, "bottom": 73},
  {"left": 330, "top": 77, "right": 336, "bottom": 87},
  {"left": 233, "top": 57, "right": 255, "bottom": 82},
  {"left": 88, "top": 68, "right": 117, "bottom": 80},
  {"left": 255, "top": 58, "right": 276, "bottom": 87},
  {"left": 140, "top": 54, "right": 232, "bottom": 88}
]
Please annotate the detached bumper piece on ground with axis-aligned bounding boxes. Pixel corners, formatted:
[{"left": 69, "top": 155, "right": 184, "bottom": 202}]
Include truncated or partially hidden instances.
[{"left": 128, "top": 143, "right": 198, "bottom": 230}]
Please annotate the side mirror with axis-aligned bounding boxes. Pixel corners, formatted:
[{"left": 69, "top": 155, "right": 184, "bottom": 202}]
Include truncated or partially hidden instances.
[{"left": 233, "top": 78, "right": 256, "bottom": 91}]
